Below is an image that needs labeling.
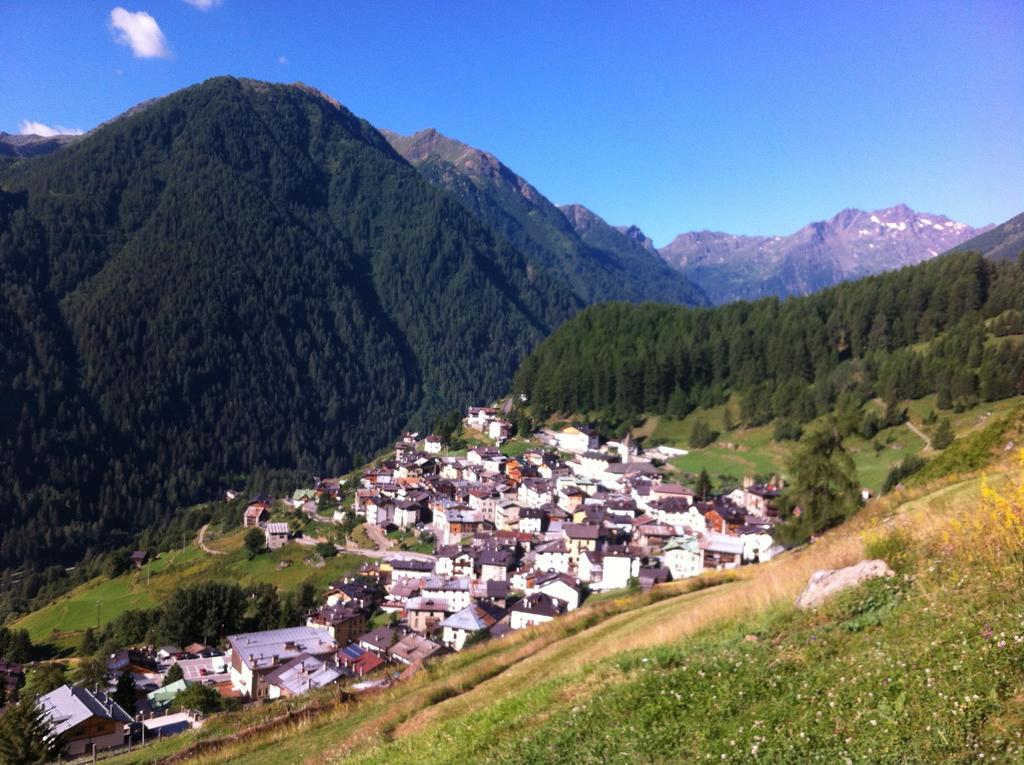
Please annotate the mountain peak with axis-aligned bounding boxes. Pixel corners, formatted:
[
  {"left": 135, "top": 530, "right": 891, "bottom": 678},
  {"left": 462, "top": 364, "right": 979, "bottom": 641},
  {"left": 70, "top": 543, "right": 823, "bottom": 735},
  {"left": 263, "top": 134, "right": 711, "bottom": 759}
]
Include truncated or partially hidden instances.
[{"left": 660, "top": 205, "right": 988, "bottom": 304}]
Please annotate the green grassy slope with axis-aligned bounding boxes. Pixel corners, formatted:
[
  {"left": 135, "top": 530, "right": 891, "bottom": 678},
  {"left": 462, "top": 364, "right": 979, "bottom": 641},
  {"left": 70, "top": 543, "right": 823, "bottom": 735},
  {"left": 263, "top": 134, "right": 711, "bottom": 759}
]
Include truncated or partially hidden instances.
[
  {"left": 12, "top": 531, "right": 366, "bottom": 653},
  {"left": 103, "top": 415, "right": 1024, "bottom": 765},
  {"left": 642, "top": 394, "right": 1023, "bottom": 493}
]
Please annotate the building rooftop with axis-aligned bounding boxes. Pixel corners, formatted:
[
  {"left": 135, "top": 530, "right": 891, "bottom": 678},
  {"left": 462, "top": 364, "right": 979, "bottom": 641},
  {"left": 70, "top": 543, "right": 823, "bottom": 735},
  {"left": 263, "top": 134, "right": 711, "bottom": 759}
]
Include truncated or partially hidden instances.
[
  {"left": 227, "top": 626, "right": 337, "bottom": 672},
  {"left": 38, "top": 685, "right": 133, "bottom": 737}
]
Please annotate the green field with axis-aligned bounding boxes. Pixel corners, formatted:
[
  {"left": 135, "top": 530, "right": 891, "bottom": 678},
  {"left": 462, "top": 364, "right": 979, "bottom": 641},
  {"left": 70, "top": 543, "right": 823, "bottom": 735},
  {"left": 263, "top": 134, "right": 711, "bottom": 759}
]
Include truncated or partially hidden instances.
[
  {"left": 13, "top": 531, "right": 367, "bottom": 653},
  {"left": 644, "top": 394, "right": 1024, "bottom": 494}
]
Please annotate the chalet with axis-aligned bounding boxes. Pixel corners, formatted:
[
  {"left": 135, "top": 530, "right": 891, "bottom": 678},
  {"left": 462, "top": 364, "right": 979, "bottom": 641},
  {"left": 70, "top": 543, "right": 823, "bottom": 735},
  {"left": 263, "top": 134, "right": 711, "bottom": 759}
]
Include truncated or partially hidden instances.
[
  {"left": 37, "top": 685, "right": 133, "bottom": 757},
  {"left": 494, "top": 499, "right": 522, "bottom": 530},
  {"left": 740, "top": 530, "right": 780, "bottom": 563},
  {"left": 702, "top": 532, "right": 745, "bottom": 569},
  {"left": 289, "top": 489, "right": 316, "bottom": 508},
  {"left": 440, "top": 602, "right": 507, "bottom": 651},
  {"left": 700, "top": 500, "right": 747, "bottom": 534},
  {"left": 382, "top": 578, "right": 422, "bottom": 612},
  {"left": 264, "top": 522, "right": 290, "bottom": 550},
  {"left": 464, "top": 406, "right": 498, "bottom": 431},
  {"left": 479, "top": 549, "right": 516, "bottom": 582},
  {"left": 147, "top": 678, "right": 189, "bottom": 712},
  {"left": 358, "top": 626, "right": 398, "bottom": 656},
  {"left": 324, "top": 578, "right": 380, "bottom": 611},
  {"left": 434, "top": 506, "right": 487, "bottom": 544},
  {"left": 509, "top": 593, "right": 565, "bottom": 630},
  {"left": 469, "top": 578, "right": 511, "bottom": 606},
  {"left": 595, "top": 546, "right": 639, "bottom": 590},
  {"left": 227, "top": 626, "right": 337, "bottom": 698},
  {"left": 518, "top": 478, "right": 555, "bottom": 508},
  {"left": 265, "top": 654, "right": 344, "bottom": 699},
  {"left": 306, "top": 604, "right": 366, "bottom": 644},
  {"left": 554, "top": 425, "right": 599, "bottom": 454},
  {"left": 174, "top": 655, "right": 231, "bottom": 690},
  {"left": 562, "top": 523, "right": 601, "bottom": 563},
  {"left": 533, "top": 538, "right": 571, "bottom": 574},
  {"left": 243, "top": 503, "right": 270, "bottom": 528},
  {"left": 727, "top": 482, "right": 781, "bottom": 517},
  {"left": 129, "top": 550, "right": 149, "bottom": 569},
  {"left": 420, "top": 576, "right": 472, "bottom": 612},
  {"left": 517, "top": 506, "right": 549, "bottom": 534},
  {"left": 662, "top": 535, "right": 704, "bottom": 579},
  {"left": 404, "top": 597, "right": 450, "bottom": 634},
  {"left": 488, "top": 419, "right": 512, "bottom": 442},
  {"left": 338, "top": 644, "right": 386, "bottom": 676},
  {"left": 389, "top": 557, "right": 434, "bottom": 580},
  {"left": 531, "top": 572, "right": 583, "bottom": 611},
  {"left": 650, "top": 498, "right": 705, "bottom": 531},
  {"left": 651, "top": 483, "right": 695, "bottom": 504},
  {"left": 389, "top": 633, "right": 445, "bottom": 665},
  {"left": 576, "top": 450, "right": 619, "bottom": 480},
  {"left": 504, "top": 459, "right": 524, "bottom": 484},
  {"left": 423, "top": 435, "right": 444, "bottom": 454},
  {"left": 558, "top": 485, "right": 587, "bottom": 513}
]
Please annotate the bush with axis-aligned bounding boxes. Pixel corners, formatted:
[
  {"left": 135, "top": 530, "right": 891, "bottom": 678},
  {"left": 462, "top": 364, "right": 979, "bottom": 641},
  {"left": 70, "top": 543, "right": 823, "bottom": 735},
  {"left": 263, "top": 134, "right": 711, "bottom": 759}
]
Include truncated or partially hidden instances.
[
  {"left": 689, "top": 419, "right": 719, "bottom": 449},
  {"left": 772, "top": 418, "right": 803, "bottom": 442},
  {"left": 882, "top": 454, "right": 927, "bottom": 493},
  {"left": 315, "top": 541, "right": 338, "bottom": 558}
]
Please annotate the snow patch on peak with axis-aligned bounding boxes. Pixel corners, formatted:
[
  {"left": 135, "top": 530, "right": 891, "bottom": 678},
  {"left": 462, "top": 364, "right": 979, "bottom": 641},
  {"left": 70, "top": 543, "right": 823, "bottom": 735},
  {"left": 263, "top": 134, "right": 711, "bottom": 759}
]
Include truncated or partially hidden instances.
[{"left": 870, "top": 215, "right": 881, "bottom": 224}]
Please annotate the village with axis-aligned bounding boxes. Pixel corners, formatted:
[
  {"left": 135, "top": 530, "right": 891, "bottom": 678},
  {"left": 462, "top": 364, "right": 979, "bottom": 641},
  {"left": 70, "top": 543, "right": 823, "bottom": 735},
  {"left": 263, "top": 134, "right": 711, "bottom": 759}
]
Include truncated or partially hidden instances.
[{"left": 4, "top": 406, "right": 786, "bottom": 760}]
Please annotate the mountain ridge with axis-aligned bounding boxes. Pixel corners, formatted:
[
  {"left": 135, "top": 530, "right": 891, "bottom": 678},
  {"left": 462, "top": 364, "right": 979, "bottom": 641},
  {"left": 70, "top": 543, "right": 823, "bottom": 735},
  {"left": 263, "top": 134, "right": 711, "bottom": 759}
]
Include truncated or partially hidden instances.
[
  {"left": 658, "top": 204, "right": 990, "bottom": 304},
  {"left": 382, "top": 127, "right": 708, "bottom": 307}
]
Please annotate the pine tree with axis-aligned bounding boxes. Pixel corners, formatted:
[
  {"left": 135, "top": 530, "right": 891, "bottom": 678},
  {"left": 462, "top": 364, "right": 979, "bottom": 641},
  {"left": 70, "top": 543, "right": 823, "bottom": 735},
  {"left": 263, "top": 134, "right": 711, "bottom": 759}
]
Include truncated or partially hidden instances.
[
  {"left": 695, "top": 469, "right": 712, "bottom": 500},
  {"left": 932, "top": 418, "right": 955, "bottom": 450},
  {"left": 0, "top": 695, "right": 66, "bottom": 764},
  {"left": 113, "top": 670, "right": 136, "bottom": 714},
  {"left": 775, "top": 422, "right": 860, "bottom": 545}
]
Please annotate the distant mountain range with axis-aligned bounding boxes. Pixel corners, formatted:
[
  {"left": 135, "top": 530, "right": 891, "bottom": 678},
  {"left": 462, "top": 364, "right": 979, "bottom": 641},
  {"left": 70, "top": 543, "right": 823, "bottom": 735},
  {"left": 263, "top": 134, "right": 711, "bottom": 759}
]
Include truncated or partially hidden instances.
[
  {"left": 382, "top": 128, "right": 708, "bottom": 307},
  {"left": 658, "top": 205, "right": 991, "bottom": 304}
]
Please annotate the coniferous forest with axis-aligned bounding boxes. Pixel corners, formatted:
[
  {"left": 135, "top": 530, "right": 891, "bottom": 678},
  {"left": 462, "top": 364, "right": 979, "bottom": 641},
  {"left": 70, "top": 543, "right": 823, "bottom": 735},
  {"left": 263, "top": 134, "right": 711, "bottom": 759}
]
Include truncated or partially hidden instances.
[
  {"left": 514, "top": 252, "right": 1024, "bottom": 426},
  {"left": 0, "top": 76, "right": 579, "bottom": 571}
]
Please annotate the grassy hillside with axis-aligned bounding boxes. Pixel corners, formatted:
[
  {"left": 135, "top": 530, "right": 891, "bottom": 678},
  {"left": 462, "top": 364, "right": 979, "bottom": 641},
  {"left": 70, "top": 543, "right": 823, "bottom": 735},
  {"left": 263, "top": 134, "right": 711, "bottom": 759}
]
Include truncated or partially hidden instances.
[
  {"left": 12, "top": 532, "right": 366, "bottom": 654},
  {"left": 642, "top": 394, "right": 1024, "bottom": 493},
  {"left": 103, "top": 415, "right": 1024, "bottom": 764}
]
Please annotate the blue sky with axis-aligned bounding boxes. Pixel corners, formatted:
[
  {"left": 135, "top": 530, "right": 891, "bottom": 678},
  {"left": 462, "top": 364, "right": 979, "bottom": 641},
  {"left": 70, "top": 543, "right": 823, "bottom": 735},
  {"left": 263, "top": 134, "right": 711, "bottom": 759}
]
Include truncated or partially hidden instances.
[{"left": 2, "top": 1, "right": 1022, "bottom": 244}]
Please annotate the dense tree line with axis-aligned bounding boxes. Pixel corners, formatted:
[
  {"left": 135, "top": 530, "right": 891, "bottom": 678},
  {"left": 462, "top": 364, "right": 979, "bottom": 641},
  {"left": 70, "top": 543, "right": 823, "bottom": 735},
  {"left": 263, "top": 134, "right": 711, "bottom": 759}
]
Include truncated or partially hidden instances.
[
  {"left": 0, "top": 76, "right": 579, "bottom": 572},
  {"left": 514, "top": 252, "right": 1024, "bottom": 428},
  {"left": 86, "top": 580, "right": 321, "bottom": 653}
]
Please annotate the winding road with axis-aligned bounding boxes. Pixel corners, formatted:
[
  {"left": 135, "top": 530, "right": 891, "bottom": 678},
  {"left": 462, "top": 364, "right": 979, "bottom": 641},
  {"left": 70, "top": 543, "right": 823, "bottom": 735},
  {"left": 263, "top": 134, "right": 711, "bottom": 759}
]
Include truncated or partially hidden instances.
[{"left": 197, "top": 524, "right": 228, "bottom": 555}]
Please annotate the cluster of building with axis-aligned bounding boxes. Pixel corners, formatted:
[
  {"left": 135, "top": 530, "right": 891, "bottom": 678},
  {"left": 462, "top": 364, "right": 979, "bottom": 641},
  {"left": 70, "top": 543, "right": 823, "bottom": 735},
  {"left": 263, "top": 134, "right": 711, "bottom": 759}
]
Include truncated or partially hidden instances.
[{"left": 3, "top": 408, "right": 788, "bottom": 759}]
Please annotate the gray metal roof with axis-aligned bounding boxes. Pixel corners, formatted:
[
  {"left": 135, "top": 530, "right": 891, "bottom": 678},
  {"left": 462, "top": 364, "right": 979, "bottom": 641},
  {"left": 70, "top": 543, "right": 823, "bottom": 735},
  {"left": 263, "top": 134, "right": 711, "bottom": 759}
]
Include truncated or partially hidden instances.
[
  {"left": 227, "top": 626, "right": 337, "bottom": 671},
  {"left": 38, "top": 685, "right": 133, "bottom": 736}
]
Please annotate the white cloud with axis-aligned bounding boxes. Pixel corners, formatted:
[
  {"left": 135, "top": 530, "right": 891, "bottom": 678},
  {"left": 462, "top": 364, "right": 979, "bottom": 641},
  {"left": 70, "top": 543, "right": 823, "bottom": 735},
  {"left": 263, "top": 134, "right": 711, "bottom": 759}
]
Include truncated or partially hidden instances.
[
  {"left": 109, "top": 7, "right": 171, "bottom": 59},
  {"left": 19, "top": 120, "right": 84, "bottom": 137},
  {"left": 278, "top": 55, "right": 288, "bottom": 65},
  {"left": 184, "top": 0, "right": 221, "bottom": 9}
]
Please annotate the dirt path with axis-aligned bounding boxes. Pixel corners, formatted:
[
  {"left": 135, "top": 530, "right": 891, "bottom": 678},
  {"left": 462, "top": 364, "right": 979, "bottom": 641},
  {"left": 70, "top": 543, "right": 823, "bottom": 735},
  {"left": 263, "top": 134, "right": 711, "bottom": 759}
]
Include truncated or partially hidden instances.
[
  {"left": 197, "top": 524, "right": 227, "bottom": 555},
  {"left": 905, "top": 419, "right": 932, "bottom": 451}
]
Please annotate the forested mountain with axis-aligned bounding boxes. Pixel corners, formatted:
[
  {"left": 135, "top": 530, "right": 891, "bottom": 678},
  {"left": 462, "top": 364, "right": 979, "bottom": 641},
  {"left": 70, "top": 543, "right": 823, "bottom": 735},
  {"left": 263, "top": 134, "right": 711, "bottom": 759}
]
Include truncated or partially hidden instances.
[
  {"left": 0, "top": 76, "right": 580, "bottom": 569},
  {"left": 381, "top": 128, "right": 707, "bottom": 306},
  {"left": 514, "top": 252, "right": 1024, "bottom": 426},
  {"left": 658, "top": 205, "right": 988, "bottom": 304},
  {"left": 945, "top": 211, "right": 1024, "bottom": 263}
]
